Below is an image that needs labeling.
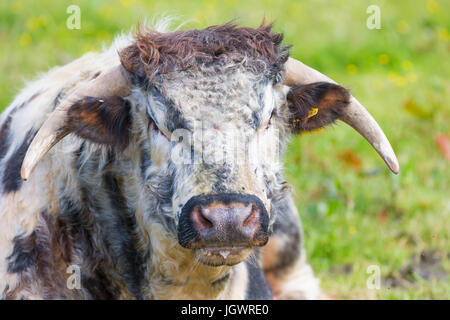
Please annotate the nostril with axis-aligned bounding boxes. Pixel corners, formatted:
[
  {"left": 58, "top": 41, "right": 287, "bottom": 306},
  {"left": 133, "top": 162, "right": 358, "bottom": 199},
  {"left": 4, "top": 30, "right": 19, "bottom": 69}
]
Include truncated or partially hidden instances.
[
  {"left": 192, "top": 205, "right": 213, "bottom": 230},
  {"left": 242, "top": 204, "right": 260, "bottom": 228}
]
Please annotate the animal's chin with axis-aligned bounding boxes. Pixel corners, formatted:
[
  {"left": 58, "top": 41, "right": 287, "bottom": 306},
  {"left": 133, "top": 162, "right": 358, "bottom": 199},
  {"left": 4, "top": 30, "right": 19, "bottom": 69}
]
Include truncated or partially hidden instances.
[{"left": 194, "top": 246, "right": 252, "bottom": 266}]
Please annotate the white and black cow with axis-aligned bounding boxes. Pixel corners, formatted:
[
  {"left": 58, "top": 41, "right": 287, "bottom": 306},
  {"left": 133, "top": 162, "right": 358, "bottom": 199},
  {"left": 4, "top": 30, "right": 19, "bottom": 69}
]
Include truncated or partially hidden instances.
[{"left": 0, "top": 21, "right": 398, "bottom": 300}]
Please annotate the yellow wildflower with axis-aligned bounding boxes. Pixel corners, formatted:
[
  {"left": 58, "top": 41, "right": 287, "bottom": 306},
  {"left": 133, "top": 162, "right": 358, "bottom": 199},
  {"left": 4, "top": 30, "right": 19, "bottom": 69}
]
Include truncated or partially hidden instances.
[
  {"left": 406, "top": 72, "right": 417, "bottom": 83},
  {"left": 438, "top": 28, "right": 449, "bottom": 42},
  {"left": 426, "top": 0, "right": 439, "bottom": 13},
  {"left": 396, "top": 20, "right": 410, "bottom": 34},
  {"left": 402, "top": 60, "right": 413, "bottom": 71},
  {"left": 19, "top": 32, "right": 32, "bottom": 47},
  {"left": 11, "top": 1, "right": 23, "bottom": 14},
  {"left": 378, "top": 54, "right": 390, "bottom": 65},
  {"left": 346, "top": 64, "right": 358, "bottom": 75}
]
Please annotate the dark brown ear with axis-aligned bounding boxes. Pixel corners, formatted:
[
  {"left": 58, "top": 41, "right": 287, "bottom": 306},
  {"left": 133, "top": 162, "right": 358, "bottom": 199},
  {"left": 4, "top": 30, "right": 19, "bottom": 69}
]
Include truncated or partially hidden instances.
[
  {"left": 287, "top": 82, "right": 350, "bottom": 133},
  {"left": 66, "top": 96, "right": 131, "bottom": 149}
]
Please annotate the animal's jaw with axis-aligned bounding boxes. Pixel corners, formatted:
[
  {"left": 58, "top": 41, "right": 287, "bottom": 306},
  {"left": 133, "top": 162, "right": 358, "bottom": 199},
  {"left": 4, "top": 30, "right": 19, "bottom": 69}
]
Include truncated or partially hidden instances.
[{"left": 194, "top": 246, "right": 252, "bottom": 266}]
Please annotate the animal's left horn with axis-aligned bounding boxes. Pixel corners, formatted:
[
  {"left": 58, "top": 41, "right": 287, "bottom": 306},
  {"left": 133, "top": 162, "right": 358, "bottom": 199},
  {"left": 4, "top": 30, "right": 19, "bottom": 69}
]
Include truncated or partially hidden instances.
[
  {"left": 284, "top": 58, "right": 399, "bottom": 174},
  {"left": 21, "top": 64, "right": 132, "bottom": 180}
]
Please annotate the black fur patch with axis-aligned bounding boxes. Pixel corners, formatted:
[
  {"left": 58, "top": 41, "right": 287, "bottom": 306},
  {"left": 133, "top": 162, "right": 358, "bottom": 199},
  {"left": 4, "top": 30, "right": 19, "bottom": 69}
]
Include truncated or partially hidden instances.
[
  {"left": 2, "top": 129, "right": 36, "bottom": 193},
  {"left": 0, "top": 102, "right": 27, "bottom": 161},
  {"left": 7, "top": 210, "right": 78, "bottom": 299},
  {"left": 58, "top": 195, "right": 121, "bottom": 300},
  {"left": 102, "top": 172, "right": 145, "bottom": 299},
  {"left": 66, "top": 96, "right": 132, "bottom": 149},
  {"left": 62, "top": 148, "right": 147, "bottom": 299},
  {"left": 140, "top": 146, "right": 151, "bottom": 180},
  {"left": 53, "top": 89, "right": 66, "bottom": 109},
  {"left": 251, "top": 109, "right": 262, "bottom": 130},
  {"left": 7, "top": 232, "right": 37, "bottom": 274},
  {"left": 62, "top": 145, "right": 123, "bottom": 299},
  {"left": 72, "top": 141, "right": 86, "bottom": 171},
  {"left": 287, "top": 82, "right": 350, "bottom": 133},
  {"left": 0, "top": 115, "right": 12, "bottom": 160},
  {"left": 265, "top": 197, "right": 302, "bottom": 274},
  {"left": 245, "top": 258, "right": 273, "bottom": 300}
]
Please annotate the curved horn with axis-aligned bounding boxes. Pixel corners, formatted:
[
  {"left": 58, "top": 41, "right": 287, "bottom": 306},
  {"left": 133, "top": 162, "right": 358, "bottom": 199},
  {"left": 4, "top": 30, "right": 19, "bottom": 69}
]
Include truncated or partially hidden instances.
[
  {"left": 284, "top": 57, "right": 399, "bottom": 174},
  {"left": 21, "top": 64, "right": 132, "bottom": 180}
]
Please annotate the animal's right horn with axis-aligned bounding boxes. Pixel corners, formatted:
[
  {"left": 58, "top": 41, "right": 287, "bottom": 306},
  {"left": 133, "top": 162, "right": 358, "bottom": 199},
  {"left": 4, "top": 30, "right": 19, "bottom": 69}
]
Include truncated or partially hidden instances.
[
  {"left": 21, "top": 64, "right": 132, "bottom": 181},
  {"left": 284, "top": 58, "right": 399, "bottom": 174}
]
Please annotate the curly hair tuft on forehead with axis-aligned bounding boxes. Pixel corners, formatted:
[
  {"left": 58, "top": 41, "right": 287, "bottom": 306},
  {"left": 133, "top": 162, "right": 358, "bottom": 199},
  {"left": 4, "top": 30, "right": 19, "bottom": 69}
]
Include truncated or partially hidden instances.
[{"left": 119, "top": 21, "right": 290, "bottom": 84}]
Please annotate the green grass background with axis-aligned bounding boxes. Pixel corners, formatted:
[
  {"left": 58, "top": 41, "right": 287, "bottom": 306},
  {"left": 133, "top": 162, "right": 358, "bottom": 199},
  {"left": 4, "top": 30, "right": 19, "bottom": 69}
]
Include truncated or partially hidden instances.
[{"left": 0, "top": 0, "right": 448, "bottom": 299}]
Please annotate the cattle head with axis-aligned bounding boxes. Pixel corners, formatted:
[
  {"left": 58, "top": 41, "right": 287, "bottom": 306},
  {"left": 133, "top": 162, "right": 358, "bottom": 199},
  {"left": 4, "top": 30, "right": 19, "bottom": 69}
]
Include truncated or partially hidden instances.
[{"left": 20, "top": 23, "right": 399, "bottom": 267}]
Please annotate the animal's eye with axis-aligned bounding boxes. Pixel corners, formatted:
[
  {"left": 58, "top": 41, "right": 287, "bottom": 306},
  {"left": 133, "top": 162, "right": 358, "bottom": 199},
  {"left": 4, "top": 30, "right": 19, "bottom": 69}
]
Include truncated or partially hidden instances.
[
  {"left": 265, "top": 109, "right": 276, "bottom": 129},
  {"left": 148, "top": 118, "right": 169, "bottom": 139},
  {"left": 149, "top": 120, "right": 159, "bottom": 132}
]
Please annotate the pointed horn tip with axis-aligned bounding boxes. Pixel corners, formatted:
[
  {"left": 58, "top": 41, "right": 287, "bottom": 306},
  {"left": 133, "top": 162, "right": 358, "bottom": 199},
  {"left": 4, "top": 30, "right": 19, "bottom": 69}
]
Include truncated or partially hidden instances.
[
  {"left": 386, "top": 156, "right": 400, "bottom": 175},
  {"left": 21, "top": 166, "right": 30, "bottom": 181}
]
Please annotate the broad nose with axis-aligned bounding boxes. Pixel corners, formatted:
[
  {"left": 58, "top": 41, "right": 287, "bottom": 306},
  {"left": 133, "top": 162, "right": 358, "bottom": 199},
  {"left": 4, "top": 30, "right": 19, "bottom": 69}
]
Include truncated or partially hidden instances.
[{"left": 178, "top": 194, "right": 269, "bottom": 249}]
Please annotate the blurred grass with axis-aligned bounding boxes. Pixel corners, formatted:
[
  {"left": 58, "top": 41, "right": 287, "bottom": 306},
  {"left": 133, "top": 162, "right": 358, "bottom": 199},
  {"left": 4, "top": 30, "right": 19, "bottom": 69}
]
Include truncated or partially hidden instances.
[{"left": 0, "top": 0, "right": 449, "bottom": 299}]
